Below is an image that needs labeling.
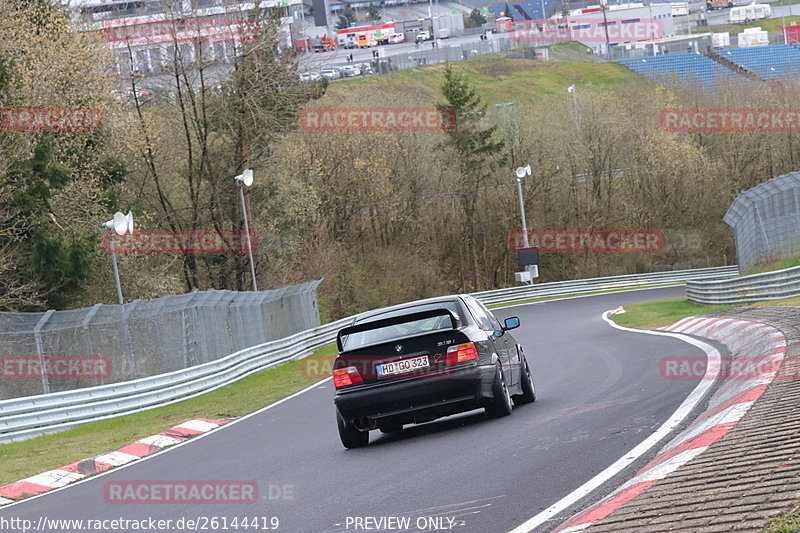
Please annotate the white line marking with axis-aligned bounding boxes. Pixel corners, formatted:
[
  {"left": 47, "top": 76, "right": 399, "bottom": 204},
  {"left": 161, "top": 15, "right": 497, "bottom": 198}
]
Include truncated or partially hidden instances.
[
  {"left": 0, "top": 285, "right": 691, "bottom": 511},
  {"left": 667, "top": 402, "right": 753, "bottom": 449},
  {"left": 618, "top": 446, "right": 708, "bottom": 489},
  {"left": 559, "top": 523, "right": 592, "bottom": 533},
  {"left": 92, "top": 451, "right": 141, "bottom": 467},
  {"left": 0, "top": 377, "right": 332, "bottom": 510},
  {"left": 23, "top": 470, "right": 85, "bottom": 489},
  {"left": 507, "top": 313, "right": 721, "bottom": 533},
  {"left": 172, "top": 419, "right": 219, "bottom": 433},
  {"left": 663, "top": 316, "right": 695, "bottom": 332},
  {"left": 136, "top": 435, "right": 182, "bottom": 448},
  {"left": 675, "top": 317, "right": 713, "bottom": 334}
]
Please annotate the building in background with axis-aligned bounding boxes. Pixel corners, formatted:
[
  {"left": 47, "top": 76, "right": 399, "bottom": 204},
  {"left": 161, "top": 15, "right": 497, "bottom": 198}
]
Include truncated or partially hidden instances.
[
  {"left": 66, "top": 0, "right": 304, "bottom": 77},
  {"left": 562, "top": 1, "right": 674, "bottom": 53}
]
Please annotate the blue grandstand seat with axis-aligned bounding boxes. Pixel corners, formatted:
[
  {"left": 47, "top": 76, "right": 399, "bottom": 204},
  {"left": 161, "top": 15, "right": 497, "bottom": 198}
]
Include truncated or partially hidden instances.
[
  {"left": 617, "top": 52, "right": 743, "bottom": 88},
  {"left": 719, "top": 44, "right": 800, "bottom": 80}
]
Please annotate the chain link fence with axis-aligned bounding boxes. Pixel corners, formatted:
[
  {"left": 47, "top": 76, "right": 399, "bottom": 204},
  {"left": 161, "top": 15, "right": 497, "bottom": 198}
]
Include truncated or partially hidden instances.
[
  {"left": 330, "top": 36, "right": 517, "bottom": 75},
  {"left": 724, "top": 172, "right": 800, "bottom": 274},
  {"left": 0, "top": 280, "right": 322, "bottom": 400}
]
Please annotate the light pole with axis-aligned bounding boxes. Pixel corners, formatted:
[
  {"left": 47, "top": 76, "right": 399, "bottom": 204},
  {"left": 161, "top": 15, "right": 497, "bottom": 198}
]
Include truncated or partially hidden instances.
[
  {"left": 647, "top": 1, "right": 657, "bottom": 55},
  {"left": 323, "top": 0, "right": 333, "bottom": 37},
  {"left": 101, "top": 211, "right": 134, "bottom": 305},
  {"left": 234, "top": 169, "right": 258, "bottom": 291},
  {"left": 600, "top": 0, "right": 611, "bottom": 58},
  {"left": 568, "top": 84, "right": 579, "bottom": 127},
  {"left": 780, "top": 0, "right": 787, "bottom": 41},
  {"left": 515, "top": 165, "right": 532, "bottom": 248}
]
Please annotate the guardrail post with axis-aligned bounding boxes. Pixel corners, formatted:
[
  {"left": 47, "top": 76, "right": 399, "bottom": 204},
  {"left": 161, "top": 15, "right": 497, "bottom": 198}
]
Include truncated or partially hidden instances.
[
  {"left": 755, "top": 203, "right": 771, "bottom": 260},
  {"left": 82, "top": 304, "right": 103, "bottom": 386},
  {"left": 181, "top": 294, "right": 198, "bottom": 368},
  {"left": 33, "top": 310, "right": 55, "bottom": 395},
  {"left": 120, "top": 300, "right": 139, "bottom": 378}
]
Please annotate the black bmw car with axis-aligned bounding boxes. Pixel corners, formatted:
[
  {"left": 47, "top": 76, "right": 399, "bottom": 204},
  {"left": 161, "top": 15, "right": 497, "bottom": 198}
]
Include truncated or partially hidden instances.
[{"left": 332, "top": 294, "right": 536, "bottom": 448}]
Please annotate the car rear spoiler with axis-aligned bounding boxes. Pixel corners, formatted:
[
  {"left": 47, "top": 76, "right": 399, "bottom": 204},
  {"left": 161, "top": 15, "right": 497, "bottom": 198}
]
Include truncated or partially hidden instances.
[{"left": 336, "top": 308, "right": 461, "bottom": 352}]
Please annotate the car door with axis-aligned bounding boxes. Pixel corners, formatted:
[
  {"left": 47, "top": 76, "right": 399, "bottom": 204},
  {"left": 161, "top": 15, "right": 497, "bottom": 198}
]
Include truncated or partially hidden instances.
[
  {"left": 477, "top": 298, "right": 519, "bottom": 387},
  {"left": 463, "top": 296, "right": 511, "bottom": 381}
]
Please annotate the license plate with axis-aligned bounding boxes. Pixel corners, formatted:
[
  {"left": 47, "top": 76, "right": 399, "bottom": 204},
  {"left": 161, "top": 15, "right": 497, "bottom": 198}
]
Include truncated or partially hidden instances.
[{"left": 377, "top": 355, "right": 429, "bottom": 377}]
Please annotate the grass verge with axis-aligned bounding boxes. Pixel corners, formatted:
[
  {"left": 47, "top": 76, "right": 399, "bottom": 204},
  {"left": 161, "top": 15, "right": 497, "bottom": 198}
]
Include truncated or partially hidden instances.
[
  {"left": 747, "top": 255, "right": 800, "bottom": 276},
  {"left": 323, "top": 53, "right": 647, "bottom": 106},
  {"left": 611, "top": 297, "right": 736, "bottom": 329},
  {"left": 612, "top": 295, "right": 800, "bottom": 330},
  {"left": 0, "top": 343, "right": 337, "bottom": 486},
  {"left": 763, "top": 510, "right": 800, "bottom": 533},
  {"left": 691, "top": 16, "right": 799, "bottom": 34}
]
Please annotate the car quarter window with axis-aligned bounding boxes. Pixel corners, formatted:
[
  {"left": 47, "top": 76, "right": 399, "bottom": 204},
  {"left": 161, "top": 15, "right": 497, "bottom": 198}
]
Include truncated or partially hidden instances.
[
  {"left": 476, "top": 299, "right": 504, "bottom": 331},
  {"left": 462, "top": 296, "right": 495, "bottom": 332}
]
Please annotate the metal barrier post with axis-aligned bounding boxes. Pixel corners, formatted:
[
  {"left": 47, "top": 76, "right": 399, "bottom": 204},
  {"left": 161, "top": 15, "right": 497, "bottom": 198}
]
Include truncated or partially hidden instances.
[{"left": 33, "top": 310, "right": 55, "bottom": 394}]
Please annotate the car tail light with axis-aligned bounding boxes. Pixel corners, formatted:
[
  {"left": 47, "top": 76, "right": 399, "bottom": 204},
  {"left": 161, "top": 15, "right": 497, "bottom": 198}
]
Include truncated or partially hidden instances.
[
  {"left": 333, "top": 366, "right": 364, "bottom": 388},
  {"left": 446, "top": 342, "right": 479, "bottom": 365}
]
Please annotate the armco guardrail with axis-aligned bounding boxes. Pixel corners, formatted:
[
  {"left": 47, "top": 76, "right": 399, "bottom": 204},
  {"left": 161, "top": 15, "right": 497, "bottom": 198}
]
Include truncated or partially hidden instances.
[
  {"left": 0, "top": 317, "right": 349, "bottom": 443},
  {"left": 473, "top": 266, "right": 739, "bottom": 306},
  {"left": 0, "top": 266, "right": 737, "bottom": 443},
  {"left": 687, "top": 265, "right": 800, "bottom": 305}
]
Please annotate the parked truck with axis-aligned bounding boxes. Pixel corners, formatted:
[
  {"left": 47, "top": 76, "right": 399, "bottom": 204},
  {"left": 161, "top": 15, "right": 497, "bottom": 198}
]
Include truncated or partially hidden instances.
[
  {"left": 311, "top": 36, "right": 336, "bottom": 52},
  {"left": 738, "top": 26, "right": 769, "bottom": 46},
  {"left": 707, "top": 0, "right": 733, "bottom": 10},
  {"left": 729, "top": 3, "right": 771, "bottom": 23}
]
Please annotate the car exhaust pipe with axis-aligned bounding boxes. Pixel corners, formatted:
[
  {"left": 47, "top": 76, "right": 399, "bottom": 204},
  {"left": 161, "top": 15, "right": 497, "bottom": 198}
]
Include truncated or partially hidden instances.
[{"left": 355, "top": 417, "right": 377, "bottom": 431}]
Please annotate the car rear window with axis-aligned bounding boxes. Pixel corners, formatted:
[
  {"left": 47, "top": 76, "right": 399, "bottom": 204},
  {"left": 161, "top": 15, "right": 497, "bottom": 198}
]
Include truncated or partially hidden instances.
[{"left": 341, "top": 301, "right": 464, "bottom": 351}]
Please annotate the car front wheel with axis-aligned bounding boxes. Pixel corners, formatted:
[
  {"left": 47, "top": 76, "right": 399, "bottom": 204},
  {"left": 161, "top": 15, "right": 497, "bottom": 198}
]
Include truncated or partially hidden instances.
[{"left": 514, "top": 355, "right": 536, "bottom": 405}]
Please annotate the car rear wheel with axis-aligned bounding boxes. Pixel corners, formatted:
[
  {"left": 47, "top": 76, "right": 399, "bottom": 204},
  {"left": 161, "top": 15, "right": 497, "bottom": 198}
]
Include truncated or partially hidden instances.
[
  {"left": 337, "top": 411, "right": 369, "bottom": 448},
  {"left": 514, "top": 355, "right": 536, "bottom": 405},
  {"left": 486, "top": 365, "right": 513, "bottom": 417}
]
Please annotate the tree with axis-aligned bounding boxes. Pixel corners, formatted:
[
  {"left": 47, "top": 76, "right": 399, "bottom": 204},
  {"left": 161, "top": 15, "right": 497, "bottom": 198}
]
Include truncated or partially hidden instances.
[
  {"left": 504, "top": 3, "right": 515, "bottom": 20},
  {"left": 466, "top": 9, "right": 487, "bottom": 28},
  {"left": 4, "top": 136, "right": 92, "bottom": 309},
  {"left": 336, "top": 6, "right": 357, "bottom": 29},
  {"left": 0, "top": 1, "right": 124, "bottom": 309},
  {"left": 121, "top": 7, "right": 326, "bottom": 292},
  {"left": 367, "top": 3, "right": 381, "bottom": 20},
  {"left": 438, "top": 64, "right": 505, "bottom": 290},
  {"left": 336, "top": 15, "right": 351, "bottom": 30}
]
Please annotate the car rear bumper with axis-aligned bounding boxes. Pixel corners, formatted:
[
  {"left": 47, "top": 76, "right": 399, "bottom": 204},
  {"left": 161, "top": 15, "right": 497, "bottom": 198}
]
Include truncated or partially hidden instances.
[{"left": 334, "top": 364, "right": 496, "bottom": 424}]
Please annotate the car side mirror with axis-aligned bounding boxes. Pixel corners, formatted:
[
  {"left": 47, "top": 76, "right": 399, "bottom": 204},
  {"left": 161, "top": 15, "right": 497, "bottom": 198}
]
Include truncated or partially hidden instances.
[{"left": 503, "top": 316, "right": 520, "bottom": 331}]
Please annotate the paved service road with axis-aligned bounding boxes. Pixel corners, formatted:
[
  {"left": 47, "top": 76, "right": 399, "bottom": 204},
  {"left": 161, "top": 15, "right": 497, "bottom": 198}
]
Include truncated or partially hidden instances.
[{"left": 0, "top": 286, "right": 708, "bottom": 533}]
